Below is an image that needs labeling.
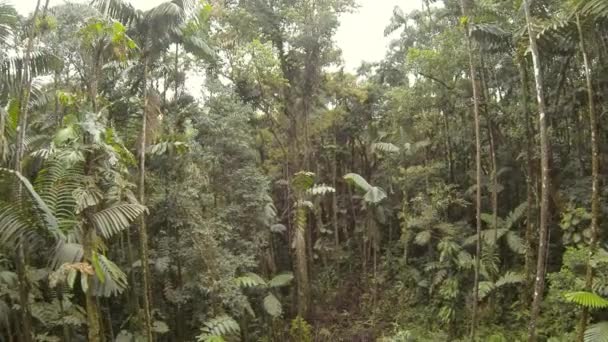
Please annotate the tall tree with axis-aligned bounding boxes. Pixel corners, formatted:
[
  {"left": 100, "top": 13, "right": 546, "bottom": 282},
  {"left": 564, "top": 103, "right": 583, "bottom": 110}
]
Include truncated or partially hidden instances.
[
  {"left": 458, "top": 0, "right": 483, "bottom": 338},
  {"left": 523, "top": 0, "right": 551, "bottom": 339}
]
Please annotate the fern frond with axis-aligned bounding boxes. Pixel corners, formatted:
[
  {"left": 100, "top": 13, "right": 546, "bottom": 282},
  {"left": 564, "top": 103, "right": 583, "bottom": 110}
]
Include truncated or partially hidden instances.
[
  {"left": 197, "top": 315, "right": 240, "bottom": 341},
  {"left": 495, "top": 271, "right": 524, "bottom": 287},
  {"left": 235, "top": 272, "right": 267, "bottom": 288}
]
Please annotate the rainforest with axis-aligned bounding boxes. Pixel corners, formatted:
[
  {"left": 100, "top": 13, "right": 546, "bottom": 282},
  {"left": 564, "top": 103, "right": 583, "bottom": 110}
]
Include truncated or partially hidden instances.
[{"left": 0, "top": 0, "right": 607, "bottom": 341}]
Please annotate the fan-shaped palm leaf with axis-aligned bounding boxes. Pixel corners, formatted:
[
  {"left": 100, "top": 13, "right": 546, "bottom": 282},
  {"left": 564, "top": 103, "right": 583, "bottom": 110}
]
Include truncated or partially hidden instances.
[{"left": 92, "top": 203, "right": 145, "bottom": 239}]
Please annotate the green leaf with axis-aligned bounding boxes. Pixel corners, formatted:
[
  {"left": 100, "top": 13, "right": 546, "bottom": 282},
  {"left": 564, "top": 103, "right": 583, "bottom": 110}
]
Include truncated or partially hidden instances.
[
  {"left": 263, "top": 293, "right": 282, "bottom": 317},
  {"left": 343, "top": 173, "right": 372, "bottom": 192},
  {"left": 268, "top": 272, "right": 294, "bottom": 287},
  {"left": 414, "top": 230, "right": 431, "bottom": 246},
  {"left": 152, "top": 320, "right": 169, "bottom": 334}
]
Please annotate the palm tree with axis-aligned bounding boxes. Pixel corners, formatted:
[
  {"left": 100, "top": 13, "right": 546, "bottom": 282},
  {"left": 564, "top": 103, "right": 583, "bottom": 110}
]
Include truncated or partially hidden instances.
[{"left": 91, "top": 1, "right": 197, "bottom": 338}]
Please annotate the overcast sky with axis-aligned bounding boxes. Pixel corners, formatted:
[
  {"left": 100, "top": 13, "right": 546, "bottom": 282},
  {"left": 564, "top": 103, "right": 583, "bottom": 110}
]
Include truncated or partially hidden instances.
[{"left": 13, "top": 0, "right": 421, "bottom": 71}]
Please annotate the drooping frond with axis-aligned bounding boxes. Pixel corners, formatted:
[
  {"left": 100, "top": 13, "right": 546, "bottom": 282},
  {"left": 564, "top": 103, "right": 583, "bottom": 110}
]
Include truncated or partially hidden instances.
[
  {"left": 578, "top": 0, "right": 608, "bottom": 20},
  {"left": 92, "top": 254, "right": 128, "bottom": 297},
  {"left": 0, "top": 168, "right": 60, "bottom": 234},
  {"left": 0, "top": 50, "right": 60, "bottom": 87},
  {"left": 0, "top": 2, "right": 16, "bottom": 48},
  {"left": 0, "top": 203, "right": 30, "bottom": 246},
  {"left": 565, "top": 292, "right": 608, "bottom": 309},
  {"left": 91, "top": 0, "right": 138, "bottom": 25},
  {"left": 470, "top": 23, "right": 512, "bottom": 51},
  {"left": 92, "top": 203, "right": 145, "bottom": 239}
]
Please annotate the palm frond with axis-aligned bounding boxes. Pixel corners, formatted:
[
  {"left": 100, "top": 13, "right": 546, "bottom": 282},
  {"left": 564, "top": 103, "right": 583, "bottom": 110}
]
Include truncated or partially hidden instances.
[
  {"left": 91, "top": 0, "right": 138, "bottom": 25},
  {"left": 565, "top": 291, "right": 608, "bottom": 309},
  {"left": 579, "top": 0, "right": 608, "bottom": 20},
  {"left": 0, "top": 168, "right": 60, "bottom": 234},
  {"left": 585, "top": 322, "right": 608, "bottom": 342},
  {"left": 92, "top": 203, "right": 145, "bottom": 239},
  {"left": 92, "top": 254, "right": 128, "bottom": 297}
]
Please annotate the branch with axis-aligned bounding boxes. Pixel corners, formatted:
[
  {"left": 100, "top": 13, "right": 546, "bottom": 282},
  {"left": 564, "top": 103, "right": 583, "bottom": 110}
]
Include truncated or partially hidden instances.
[{"left": 416, "top": 72, "right": 454, "bottom": 90}]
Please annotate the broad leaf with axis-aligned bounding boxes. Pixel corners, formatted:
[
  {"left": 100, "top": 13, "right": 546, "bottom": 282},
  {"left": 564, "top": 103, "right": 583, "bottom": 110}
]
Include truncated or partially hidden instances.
[{"left": 263, "top": 293, "right": 282, "bottom": 317}]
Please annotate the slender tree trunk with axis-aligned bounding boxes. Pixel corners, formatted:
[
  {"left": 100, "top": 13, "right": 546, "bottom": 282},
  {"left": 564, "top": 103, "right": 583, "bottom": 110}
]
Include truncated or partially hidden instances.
[
  {"left": 576, "top": 14, "right": 601, "bottom": 342},
  {"left": 524, "top": 0, "right": 551, "bottom": 340},
  {"left": 174, "top": 43, "right": 179, "bottom": 101},
  {"left": 295, "top": 205, "right": 310, "bottom": 318},
  {"left": 12, "top": 2, "right": 42, "bottom": 340},
  {"left": 139, "top": 56, "right": 154, "bottom": 342},
  {"left": 83, "top": 42, "right": 105, "bottom": 342},
  {"left": 332, "top": 132, "right": 339, "bottom": 246},
  {"left": 518, "top": 59, "right": 536, "bottom": 300},
  {"left": 459, "top": 0, "right": 483, "bottom": 338}
]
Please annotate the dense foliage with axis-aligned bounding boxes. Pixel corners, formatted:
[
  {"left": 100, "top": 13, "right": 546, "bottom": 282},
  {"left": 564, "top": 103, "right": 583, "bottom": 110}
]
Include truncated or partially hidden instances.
[{"left": 0, "top": 0, "right": 607, "bottom": 341}]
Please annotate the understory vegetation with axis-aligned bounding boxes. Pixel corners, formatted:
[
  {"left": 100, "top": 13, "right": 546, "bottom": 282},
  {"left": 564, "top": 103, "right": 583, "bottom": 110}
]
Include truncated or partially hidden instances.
[{"left": 0, "top": 0, "right": 607, "bottom": 341}]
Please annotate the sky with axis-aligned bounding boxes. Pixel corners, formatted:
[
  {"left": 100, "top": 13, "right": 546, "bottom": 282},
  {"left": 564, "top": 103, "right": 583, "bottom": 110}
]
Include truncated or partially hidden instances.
[{"left": 12, "top": 0, "right": 421, "bottom": 71}]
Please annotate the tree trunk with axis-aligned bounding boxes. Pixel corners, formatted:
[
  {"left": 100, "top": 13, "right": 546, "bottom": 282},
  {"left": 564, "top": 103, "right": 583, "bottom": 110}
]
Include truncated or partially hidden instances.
[
  {"left": 459, "top": 0, "right": 483, "bottom": 338},
  {"left": 139, "top": 56, "right": 154, "bottom": 341},
  {"left": 524, "top": 0, "right": 551, "bottom": 340},
  {"left": 12, "top": 2, "right": 42, "bottom": 340},
  {"left": 518, "top": 59, "right": 536, "bottom": 301},
  {"left": 174, "top": 43, "right": 179, "bottom": 101},
  {"left": 576, "top": 14, "right": 600, "bottom": 342},
  {"left": 294, "top": 205, "right": 310, "bottom": 318}
]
